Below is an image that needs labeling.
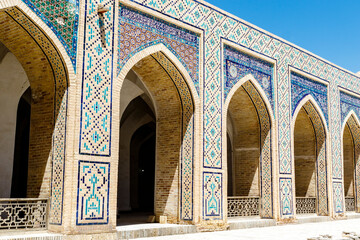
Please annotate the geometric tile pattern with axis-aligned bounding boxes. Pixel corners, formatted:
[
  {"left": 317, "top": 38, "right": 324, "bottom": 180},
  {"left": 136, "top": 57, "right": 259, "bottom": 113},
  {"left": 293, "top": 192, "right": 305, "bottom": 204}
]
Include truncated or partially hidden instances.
[
  {"left": 152, "top": 52, "right": 195, "bottom": 221},
  {"left": 291, "top": 72, "right": 328, "bottom": 126},
  {"left": 5, "top": 8, "right": 68, "bottom": 225},
  {"left": 76, "top": 161, "right": 110, "bottom": 225},
  {"left": 203, "top": 172, "right": 222, "bottom": 220},
  {"left": 302, "top": 101, "right": 328, "bottom": 215},
  {"left": 344, "top": 115, "right": 360, "bottom": 213},
  {"left": 340, "top": 91, "right": 360, "bottom": 125},
  {"left": 23, "top": 0, "right": 79, "bottom": 67},
  {"left": 118, "top": 5, "right": 200, "bottom": 94},
  {"left": 330, "top": 80, "right": 342, "bottom": 182},
  {"left": 79, "top": 0, "right": 115, "bottom": 156},
  {"left": 242, "top": 81, "right": 273, "bottom": 218},
  {"left": 14, "top": 0, "right": 360, "bottom": 224},
  {"left": 127, "top": 0, "right": 359, "bottom": 218},
  {"left": 224, "top": 45, "right": 274, "bottom": 111},
  {"left": 333, "top": 181, "right": 344, "bottom": 213},
  {"left": 279, "top": 178, "right": 293, "bottom": 216}
]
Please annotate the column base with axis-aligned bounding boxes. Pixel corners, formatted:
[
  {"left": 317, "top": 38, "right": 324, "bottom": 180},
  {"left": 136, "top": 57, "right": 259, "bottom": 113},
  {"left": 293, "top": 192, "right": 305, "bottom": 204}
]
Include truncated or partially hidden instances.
[{"left": 196, "top": 220, "right": 229, "bottom": 232}]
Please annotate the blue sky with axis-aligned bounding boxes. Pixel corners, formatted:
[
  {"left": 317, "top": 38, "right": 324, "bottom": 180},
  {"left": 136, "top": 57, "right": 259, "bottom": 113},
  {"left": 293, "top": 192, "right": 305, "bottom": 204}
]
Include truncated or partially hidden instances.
[{"left": 205, "top": 0, "right": 360, "bottom": 74}]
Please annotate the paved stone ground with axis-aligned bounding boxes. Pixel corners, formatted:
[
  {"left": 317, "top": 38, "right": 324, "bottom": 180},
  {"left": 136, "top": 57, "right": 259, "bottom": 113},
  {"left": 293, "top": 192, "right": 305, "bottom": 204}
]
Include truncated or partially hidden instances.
[{"left": 135, "top": 218, "right": 360, "bottom": 240}]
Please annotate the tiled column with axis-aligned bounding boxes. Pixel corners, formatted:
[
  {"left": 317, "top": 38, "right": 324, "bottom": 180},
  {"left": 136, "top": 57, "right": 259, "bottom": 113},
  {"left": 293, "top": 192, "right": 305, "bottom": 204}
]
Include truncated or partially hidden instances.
[{"left": 60, "top": 0, "right": 118, "bottom": 235}]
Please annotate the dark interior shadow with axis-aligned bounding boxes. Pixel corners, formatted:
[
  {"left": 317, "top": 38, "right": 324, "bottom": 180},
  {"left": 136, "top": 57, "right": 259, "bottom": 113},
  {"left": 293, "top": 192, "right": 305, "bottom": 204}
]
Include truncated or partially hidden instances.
[
  {"left": 11, "top": 88, "right": 31, "bottom": 198},
  {"left": 117, "top": 53, "right": 195, "bottom": 224},
  {"left": 0, "top": 9, "right": 68, "bottom": 200}
]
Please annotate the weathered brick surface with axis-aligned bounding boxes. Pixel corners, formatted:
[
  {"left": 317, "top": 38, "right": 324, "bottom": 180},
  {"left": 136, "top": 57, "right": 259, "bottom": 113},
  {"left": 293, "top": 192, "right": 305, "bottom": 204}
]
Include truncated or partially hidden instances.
[
  {"left": 132, "top": 55, "right": 182, "bottom": 223},
  {"left": 228, "top": 86, "right": 260, "bottom": 197},
  {"left": 0, "top": 11, "right": 55, "bottom": 198},
  {"left": 294, "top": 108, "right": 316, "bottom": 197},
  {"left": 343, "top": 124, "right": 355, "bottom": 197}
]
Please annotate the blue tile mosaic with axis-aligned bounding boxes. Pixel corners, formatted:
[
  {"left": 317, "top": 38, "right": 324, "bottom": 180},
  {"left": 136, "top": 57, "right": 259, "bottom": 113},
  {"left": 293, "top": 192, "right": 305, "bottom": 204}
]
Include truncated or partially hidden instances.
[
  {"left": 291, "top": 72, "right": 328, "bottom": 125},
  {"left": 224, "top": 45, "right": 274, "bottom": 111},
  {"left": 76, "top": 160, "right": 110, "bottom": 225},
  {"left": 118, "top": 5, "right": 200, "bottom": 94},
  {"left": 340, "top": 91, "right": 360, "bottom": 125},
  {"left": 22, "top": 0, "right": 79, "bottom": 68}
]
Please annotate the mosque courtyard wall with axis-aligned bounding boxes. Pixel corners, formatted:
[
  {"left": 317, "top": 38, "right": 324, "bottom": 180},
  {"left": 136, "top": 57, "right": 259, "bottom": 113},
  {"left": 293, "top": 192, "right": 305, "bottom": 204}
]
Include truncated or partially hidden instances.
[{"left": 0, "top": 0, "right": 359, "bottom": 238}]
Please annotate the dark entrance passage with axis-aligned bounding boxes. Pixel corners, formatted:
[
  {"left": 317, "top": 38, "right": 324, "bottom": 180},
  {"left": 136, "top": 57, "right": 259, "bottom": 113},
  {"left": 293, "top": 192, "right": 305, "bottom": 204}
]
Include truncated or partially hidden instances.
[
  {"left": 11, "top": 88, "right": 31, "bottom": 198},
  {"left": 117, "top": 51, "right": 196, "bottom": 225},
  {"left": 117, "top": 78, "right": 157, "bottom": 225},
  {"left": 130, "top": 123, "right": 156, "bottom": 213}
]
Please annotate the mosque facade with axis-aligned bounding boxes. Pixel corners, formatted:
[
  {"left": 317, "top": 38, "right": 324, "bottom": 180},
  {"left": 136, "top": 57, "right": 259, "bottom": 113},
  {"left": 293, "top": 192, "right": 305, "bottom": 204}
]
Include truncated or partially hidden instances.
[{"left": 0, "top": 0, "right": 360, "bottom": 238}]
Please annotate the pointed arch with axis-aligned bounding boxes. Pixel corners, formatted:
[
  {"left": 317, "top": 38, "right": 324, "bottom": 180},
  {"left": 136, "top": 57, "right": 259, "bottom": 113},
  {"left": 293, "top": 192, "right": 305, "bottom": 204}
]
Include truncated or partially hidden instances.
[
  {"left": 292, "top": 94, "right": 328, "bottom": 134},
  {"left": 113, "top": 43, "right": 199, "bottom": 223},
  {"left": 342, "top": 110, "right": 360, "bottom": 136},
  {"left": 224, "top": 74, "right": 274, "bottom": 219},
  {"left": 292, "top": 94, "right": 329, "bottom": 216},
  {"left": 224, "top": 74, "right": 274, "bottom": 121},
  {"left": 116, "top": 43, "right": 200, "bottom": 107},
  {"left": 0, "top": 1, "right": 75, "bottom": 74},
  {"left": 341, "top": 111, "right": 360, "bottom": 213},
  {"left": 0, "top": 1, "right": 76, "bottom": 227}
]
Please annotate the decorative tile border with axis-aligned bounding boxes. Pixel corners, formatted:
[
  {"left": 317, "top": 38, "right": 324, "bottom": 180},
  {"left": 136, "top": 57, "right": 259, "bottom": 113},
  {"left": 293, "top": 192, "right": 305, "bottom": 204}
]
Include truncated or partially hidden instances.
[
  {"left": 203, "top": 172, "right": 222, "bottom": 219},
  {"left": 76, "top": 160, "right": 110, "bottom": 225},
  {"left": 79, "top": 0, "right": 115, "bottom": 156},
  {"left": 279, "top": 178, "right": 293, "bottom": 216},
  {"left": 333, "top": 181, "right": 344, "bottom": 213}
]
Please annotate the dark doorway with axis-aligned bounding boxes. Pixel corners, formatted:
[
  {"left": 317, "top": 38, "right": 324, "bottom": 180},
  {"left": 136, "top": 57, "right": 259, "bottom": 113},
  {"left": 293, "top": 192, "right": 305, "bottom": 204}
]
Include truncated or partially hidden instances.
[
  {"left": 11, "top": 88, "right": 31, "bottom": 198},
  {"left": 227, "top": 134, "right": 233, "bottom": 196},
  {"left": 130, "top": 122, "right": 156, "bottom": 212},
  {"left": 117, "top": 93, "right": 156, "bottom": 225}
]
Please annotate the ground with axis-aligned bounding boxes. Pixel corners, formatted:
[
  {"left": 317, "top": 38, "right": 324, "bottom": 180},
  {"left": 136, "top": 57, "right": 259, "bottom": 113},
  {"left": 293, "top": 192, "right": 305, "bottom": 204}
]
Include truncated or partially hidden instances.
[{"left": 136, "top": 219, "right": 360, "bottom": 240}]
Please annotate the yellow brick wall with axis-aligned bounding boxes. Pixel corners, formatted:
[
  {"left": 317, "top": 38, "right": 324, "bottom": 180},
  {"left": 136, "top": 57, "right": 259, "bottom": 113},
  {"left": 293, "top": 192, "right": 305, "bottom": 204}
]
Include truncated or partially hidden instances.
[
  {"left": 132, "top": 55, "right": 182, "bottom": 223},
  {"left": 343, "top": 124, "right": 355, "bottom": 197},
  {"left": 294, "top": 108, "right": 317, "bottom": 198},
  {"left": 228, "top": 86, "right": 260, "bottom": 197},
  {"left": 0, "top": 11, "right": 55, "bottom": 198}
]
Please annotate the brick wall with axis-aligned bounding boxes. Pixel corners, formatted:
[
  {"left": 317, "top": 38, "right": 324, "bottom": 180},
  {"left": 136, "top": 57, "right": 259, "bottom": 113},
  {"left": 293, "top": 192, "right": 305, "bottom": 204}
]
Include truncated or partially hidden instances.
[
  {"left": 294, "top": 108, "right": 316, "bottom": 197},
  {"left": 228, "top": 86, "right": 260, "bottom": 197},
  {"left": 343, "top": 124, "right": 355, "bottom": 197},
  {"left": 0, "top": 11, "right": 55, "bottom": 198},
  {"left": 132, "top": 55, "right": 182, "bottom": 223}
]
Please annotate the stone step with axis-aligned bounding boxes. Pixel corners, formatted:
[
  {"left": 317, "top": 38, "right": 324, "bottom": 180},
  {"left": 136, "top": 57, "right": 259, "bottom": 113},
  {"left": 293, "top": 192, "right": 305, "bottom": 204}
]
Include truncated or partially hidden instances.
[
  {"left": 116, "top": 223, "right": 197, "bottom": 239},
  {"left": 228, "top": 217, "right": 276, "bottom": 230},
  {"left": 0, "top": 231, "right": 63, "bottom": 240}
]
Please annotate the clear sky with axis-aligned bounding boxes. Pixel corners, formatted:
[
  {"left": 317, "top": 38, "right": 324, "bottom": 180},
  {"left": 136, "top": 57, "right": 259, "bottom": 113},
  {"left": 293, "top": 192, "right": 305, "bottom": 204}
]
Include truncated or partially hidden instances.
[{"left": 205, "top": 0, "right": 360, "bottom": 74}]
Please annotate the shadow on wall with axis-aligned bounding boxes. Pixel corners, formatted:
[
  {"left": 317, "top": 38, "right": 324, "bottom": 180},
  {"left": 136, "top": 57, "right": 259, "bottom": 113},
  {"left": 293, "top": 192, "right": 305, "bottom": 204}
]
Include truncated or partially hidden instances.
[
  {"left": 0, "top": 8, "right": 69, "bottom": 201},
  {"left": 117, "top": 52, "right": 195, "bottom": 223},
  {"left": 294, "top": 107, "right": 316, "bottom": 198},
  {"left": 11, "top": 88, "right": 31, "bottom": 198}
]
